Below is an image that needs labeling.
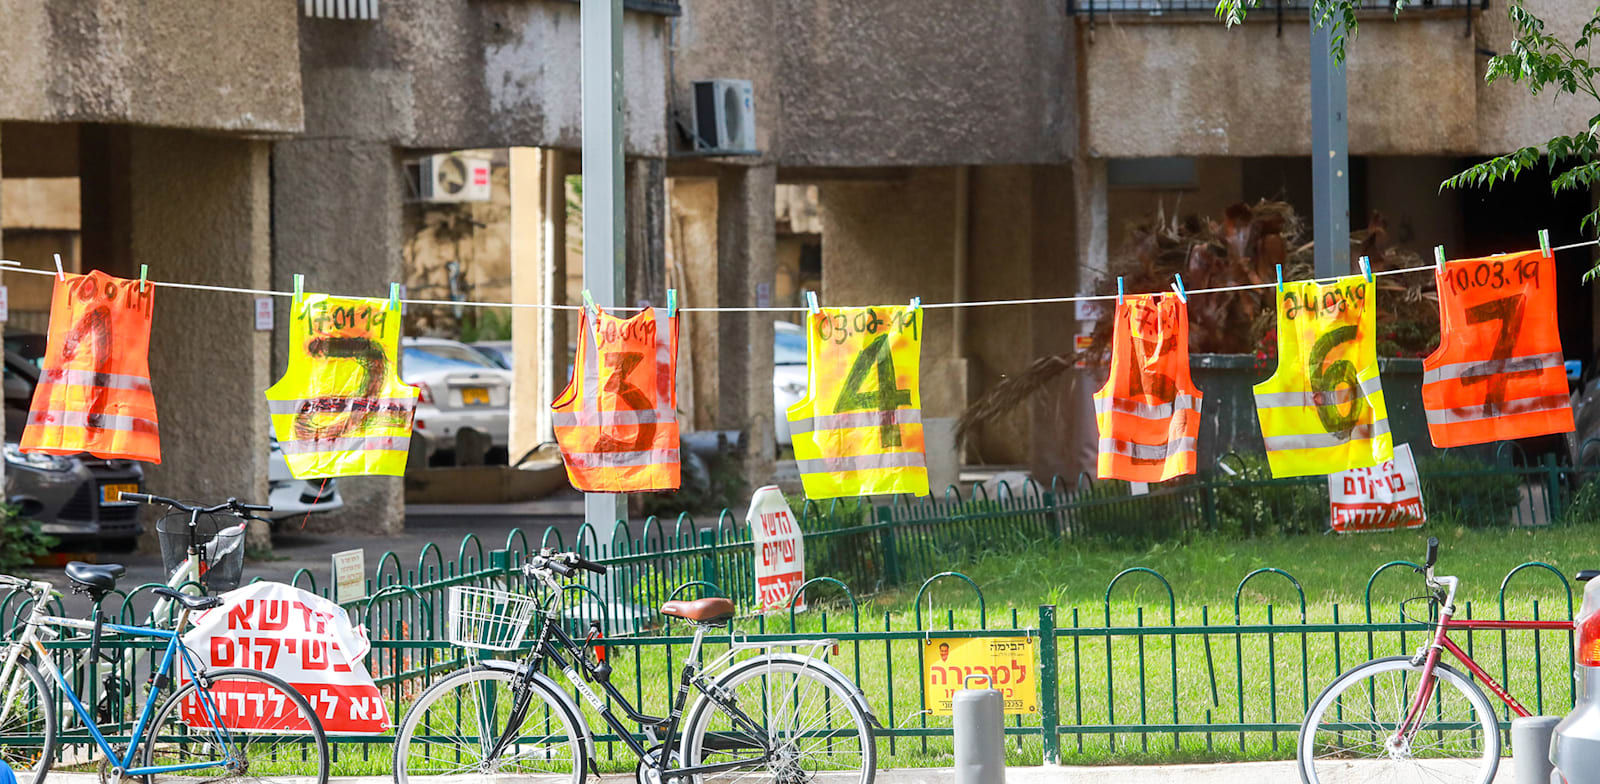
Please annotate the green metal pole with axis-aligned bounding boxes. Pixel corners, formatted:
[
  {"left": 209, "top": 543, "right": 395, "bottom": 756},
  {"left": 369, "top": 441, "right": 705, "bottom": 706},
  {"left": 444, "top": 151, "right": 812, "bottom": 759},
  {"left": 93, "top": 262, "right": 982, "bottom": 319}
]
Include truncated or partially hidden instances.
[
  {"left": 875, "top": 505, "right": 901, "bottom": 586},
  {"left": 1038, "top": 604, "right": 1060, "bottom": 765}
]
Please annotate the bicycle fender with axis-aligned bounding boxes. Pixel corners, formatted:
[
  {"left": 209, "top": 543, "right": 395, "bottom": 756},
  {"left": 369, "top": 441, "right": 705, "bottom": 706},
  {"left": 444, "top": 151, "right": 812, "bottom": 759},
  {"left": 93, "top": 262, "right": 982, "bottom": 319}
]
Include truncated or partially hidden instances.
[{"left": 475, "top": 659, "right": 597, "bottom": 760}]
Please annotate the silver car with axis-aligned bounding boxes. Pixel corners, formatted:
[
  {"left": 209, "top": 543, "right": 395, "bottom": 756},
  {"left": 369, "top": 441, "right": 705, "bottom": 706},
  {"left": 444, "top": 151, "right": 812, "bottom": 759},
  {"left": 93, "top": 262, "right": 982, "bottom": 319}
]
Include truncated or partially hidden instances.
[
  {"left": 402, "top": 337, "right": 512, "bottom": 459},
  {"left": 773, "top": 321, "right": 807, "bottom": 448},
  {"left": 1552, "top": 569, "right": 1600, "bottom": 782}
]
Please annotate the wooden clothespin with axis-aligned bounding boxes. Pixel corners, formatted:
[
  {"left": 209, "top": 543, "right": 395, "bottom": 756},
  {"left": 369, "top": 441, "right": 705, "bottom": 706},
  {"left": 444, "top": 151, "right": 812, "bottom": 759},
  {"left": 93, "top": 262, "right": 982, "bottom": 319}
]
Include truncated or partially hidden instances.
[
  {"left": 805, "top": 290, "right": 820, "bottom": 315},
  {"left": 388, "top": 282, "right": 401, "bottom": 312},
  {"left": 1171, "top": 273, "right": 1187, "bottom": 303},
  {"left": 139, "top": 264, "right": 149, "bottom": 293},
  {"left": 1434, "top": 245, "right": 1446, "bottom": 274},
  {"left": 1539, "top": 229, "right": 1553, "bottom": 259},
  {"left": 1358, "top": 256, "right": 1373, "bottom": 283},
  {"left": 1117, "top": 276, "right": 1124, "bottom": 306},
  {"left": 909, "top": 296, "right": 921, "bottom": 311},
  {"left": 53, "top": 254, "right": 64, "bottom": 282},
  {"left": 1276, "top": 264, "right": 1283, "bottom": 293},
  {"left": 665, "top": 288, "right": 678, "bottom": 318},
  {"left": 293, "top": 273, "right": 305, "bottom": 307}
]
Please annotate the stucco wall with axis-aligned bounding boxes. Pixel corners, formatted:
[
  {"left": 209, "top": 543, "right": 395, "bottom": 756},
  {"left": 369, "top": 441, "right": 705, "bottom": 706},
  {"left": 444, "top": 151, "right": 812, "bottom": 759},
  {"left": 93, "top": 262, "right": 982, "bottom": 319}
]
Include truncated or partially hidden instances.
[
  {"left": 300, "top": 0, "right": 669, "bottom": 154},
  {"left": 0, "top": 0, "right": 301, "bottom": 133},
  {"left": 1474, "top": 0, "right": 1595, "bottom": 153},
  {"left": 1084, "top": 16, "right": 1476, "bottom": 157}
]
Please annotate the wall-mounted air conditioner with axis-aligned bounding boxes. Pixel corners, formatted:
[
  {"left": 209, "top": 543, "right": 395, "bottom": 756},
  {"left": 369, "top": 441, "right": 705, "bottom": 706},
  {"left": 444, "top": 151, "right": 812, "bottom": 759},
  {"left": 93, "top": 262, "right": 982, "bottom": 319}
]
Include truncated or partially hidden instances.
[
  {"left": 303, "top": 0, "right": 379, "bottom": 20},
  {"left": 413, "top": 154, "right": 492, "bottom": 203},
  {"left": 691, "top": 79, "right": 756, "bottom": 154}
]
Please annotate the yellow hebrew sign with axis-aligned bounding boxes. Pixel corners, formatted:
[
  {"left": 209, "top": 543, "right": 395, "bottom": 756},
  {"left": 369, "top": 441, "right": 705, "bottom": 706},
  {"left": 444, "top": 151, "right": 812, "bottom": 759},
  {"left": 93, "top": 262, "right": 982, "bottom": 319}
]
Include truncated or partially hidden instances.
[{"left": 922, "top": 637, "right": 1037, "bottom": 716}]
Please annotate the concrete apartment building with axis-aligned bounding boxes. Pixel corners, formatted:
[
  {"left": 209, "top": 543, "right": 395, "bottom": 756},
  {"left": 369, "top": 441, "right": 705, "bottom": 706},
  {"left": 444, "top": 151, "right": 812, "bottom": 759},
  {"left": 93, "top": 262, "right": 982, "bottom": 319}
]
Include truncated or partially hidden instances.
[{"left": 0, "top": 0, "right": 1592, "bottom": 533}]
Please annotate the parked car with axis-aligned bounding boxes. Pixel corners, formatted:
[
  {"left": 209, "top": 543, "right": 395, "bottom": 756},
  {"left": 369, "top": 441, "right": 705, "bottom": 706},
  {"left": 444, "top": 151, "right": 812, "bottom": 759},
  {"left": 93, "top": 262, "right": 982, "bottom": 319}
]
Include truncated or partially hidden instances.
[
  {"left": 470, "top": 340, "right": 513, "bottom": 370},
  {"left": 3, "top": 349, "right": 145, "bottom": 547},
  {"left": 1553, "top": 569, "right": 1600, "bottom": 781},
  {"left": 402, "top": 336, "right": 512, "bottom": 458},
  {"left": 773, "top": 321, "right": 808, "bottom": 447},
  {"left": 265, "top": 434, "right": 344, "bottom": 528}
]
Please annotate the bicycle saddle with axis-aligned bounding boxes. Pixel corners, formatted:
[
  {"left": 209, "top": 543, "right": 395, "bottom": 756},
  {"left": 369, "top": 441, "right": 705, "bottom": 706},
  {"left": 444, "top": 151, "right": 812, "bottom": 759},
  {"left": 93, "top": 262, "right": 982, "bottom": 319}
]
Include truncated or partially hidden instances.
[
  {"left": 661, "top": 597, "right": 735, "bottom": 625},
  {"left": 151, "top": 586, "right": 222, "bottom": 612},
  {"left": 65, "top": 562, "right": 126, "bottom": 593}
]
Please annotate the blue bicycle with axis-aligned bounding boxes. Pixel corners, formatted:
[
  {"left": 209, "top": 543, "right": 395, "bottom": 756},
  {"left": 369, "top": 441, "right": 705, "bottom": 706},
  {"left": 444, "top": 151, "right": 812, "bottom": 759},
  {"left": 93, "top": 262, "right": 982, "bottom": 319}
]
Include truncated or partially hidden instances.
[{"left": 0, "top": 554, "right": 329, "bottom": 784}]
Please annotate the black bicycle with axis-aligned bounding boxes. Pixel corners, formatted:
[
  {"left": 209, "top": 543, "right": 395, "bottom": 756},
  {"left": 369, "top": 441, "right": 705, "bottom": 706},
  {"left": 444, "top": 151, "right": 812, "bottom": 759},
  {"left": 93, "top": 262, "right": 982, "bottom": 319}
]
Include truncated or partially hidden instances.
[{"left": 390, "top": 549, "right": 878, "bottom": 784}]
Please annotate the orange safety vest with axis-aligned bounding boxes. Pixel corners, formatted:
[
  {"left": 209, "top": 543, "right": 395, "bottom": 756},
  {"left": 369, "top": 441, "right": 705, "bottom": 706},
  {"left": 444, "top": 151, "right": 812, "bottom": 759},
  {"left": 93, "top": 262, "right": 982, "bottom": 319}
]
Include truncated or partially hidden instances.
[
  {"left": 22, "top": 270, "right": 160, "bottom": 463},
  {"left": 551, "top": 306, "right": 680, "bottom": 492},
  {"left": 1093, "top": 293, "right": 1202, "bottom": 483},
  {"left": 1422, "top": 249, "right": 1574, "bottom": 447}
]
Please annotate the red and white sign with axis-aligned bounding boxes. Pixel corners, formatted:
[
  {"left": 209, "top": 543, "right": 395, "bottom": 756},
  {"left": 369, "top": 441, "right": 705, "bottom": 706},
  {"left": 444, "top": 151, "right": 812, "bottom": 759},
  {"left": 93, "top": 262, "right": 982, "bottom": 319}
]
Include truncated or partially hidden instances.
[
  {"left": 183, "top": 582, "right": 390, "bottom": 734},
  {"left": 746, "top": 485, "right": 806, "bottom": 613},
  {"left": 1328, "top": 443, "right": 1426, "bottom": 533}
]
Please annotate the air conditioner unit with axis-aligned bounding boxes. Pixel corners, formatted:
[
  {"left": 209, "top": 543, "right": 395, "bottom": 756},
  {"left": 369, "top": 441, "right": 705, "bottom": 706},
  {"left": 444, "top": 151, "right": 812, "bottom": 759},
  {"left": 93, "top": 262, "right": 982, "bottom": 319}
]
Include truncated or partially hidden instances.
[
  {"left": 691, "top": 79, "right": 756, "bottom": 154},
  {"left": 415, "top": 154, "right": 492, "bottom": 203}
]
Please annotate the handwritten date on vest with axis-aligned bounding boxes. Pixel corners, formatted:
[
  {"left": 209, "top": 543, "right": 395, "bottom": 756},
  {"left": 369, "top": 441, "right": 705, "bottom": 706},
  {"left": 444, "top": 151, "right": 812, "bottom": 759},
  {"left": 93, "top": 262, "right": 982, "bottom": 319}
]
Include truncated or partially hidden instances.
[
  {"left": 306, "top": 302, "right": 389, "bottom": 339},
  {"left": 817, "top": 308, "right": 919, "bottom": 345},
  {"left": 1283, "top": 283, "right": 1367, "bottom": 321},
  {"left": 1444, "top": 258, "right": 1541, "bottom": 296}
]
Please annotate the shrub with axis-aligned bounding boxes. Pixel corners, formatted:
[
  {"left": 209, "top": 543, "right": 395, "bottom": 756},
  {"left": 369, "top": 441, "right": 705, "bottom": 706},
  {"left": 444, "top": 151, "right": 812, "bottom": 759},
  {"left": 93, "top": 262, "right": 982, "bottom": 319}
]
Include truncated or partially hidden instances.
[
  {"left": 1415, "top": 453, "right": 1523, "bottom": 529},
  {"left": 1208, "top": 454, "right": 1326, "bottom": 536},
  {"left": 0, "top": 504, "right": 54, "bottom": 572}
]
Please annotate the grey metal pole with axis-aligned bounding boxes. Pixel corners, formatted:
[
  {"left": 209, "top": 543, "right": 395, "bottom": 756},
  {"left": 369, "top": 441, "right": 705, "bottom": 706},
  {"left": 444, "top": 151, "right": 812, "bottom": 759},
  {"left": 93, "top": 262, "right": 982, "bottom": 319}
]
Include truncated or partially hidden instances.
[
  {"left": 581, "top": 0, "right": 627, "bottom": 531},
  {"left": 1310, "top": 15, "right": 1350, "bottom": 280}
]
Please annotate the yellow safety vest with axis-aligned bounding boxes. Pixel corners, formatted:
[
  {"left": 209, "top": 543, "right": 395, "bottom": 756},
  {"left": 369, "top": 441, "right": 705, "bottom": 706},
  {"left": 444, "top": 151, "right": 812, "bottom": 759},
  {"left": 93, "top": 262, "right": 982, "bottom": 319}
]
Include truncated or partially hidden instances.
[
  {"left": 265, "top": 295, "right": 418, "bottom": 478},
  {"left": 1254, "top": 275, "right": 1392, "bottom": 478},
  {"left": 787, "top": 306, "right": 930, "bottom": 499}
]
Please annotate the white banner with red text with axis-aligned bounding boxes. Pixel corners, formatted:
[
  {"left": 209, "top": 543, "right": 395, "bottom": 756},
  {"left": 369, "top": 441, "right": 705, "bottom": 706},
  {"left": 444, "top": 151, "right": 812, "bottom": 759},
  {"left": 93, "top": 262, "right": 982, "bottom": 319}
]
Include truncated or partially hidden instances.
[
  {"left": 1327, "top": 442, "right": 1426, "bottom": 533},
  {"left": 746, "top": 485, "right": 807, "bottom": 612}
]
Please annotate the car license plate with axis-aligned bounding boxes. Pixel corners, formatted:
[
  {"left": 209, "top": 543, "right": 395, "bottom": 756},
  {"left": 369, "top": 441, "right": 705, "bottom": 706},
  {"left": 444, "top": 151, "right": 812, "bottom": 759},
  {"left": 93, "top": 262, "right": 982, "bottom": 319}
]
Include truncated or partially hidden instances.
[
  {"left": 462, "top": 387, "right": 490, "bottom": 406},
  {"left": 102, "top": 483, "right": 138, "bottom": 504}
]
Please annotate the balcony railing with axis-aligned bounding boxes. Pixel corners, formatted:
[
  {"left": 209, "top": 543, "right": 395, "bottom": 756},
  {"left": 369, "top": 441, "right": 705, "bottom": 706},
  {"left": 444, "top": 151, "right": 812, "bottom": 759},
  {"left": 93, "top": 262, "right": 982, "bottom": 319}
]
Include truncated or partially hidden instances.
[{"left": 1067, "top": 0, "right": 1485, "bottom": 17}]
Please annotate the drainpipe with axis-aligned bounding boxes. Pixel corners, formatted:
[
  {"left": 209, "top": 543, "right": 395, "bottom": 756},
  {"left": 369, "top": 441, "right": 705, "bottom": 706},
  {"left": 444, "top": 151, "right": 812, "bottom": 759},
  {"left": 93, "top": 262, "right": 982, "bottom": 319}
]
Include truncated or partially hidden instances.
[{"left": 952, "top": 166, "right": 971, "bottom": 359}]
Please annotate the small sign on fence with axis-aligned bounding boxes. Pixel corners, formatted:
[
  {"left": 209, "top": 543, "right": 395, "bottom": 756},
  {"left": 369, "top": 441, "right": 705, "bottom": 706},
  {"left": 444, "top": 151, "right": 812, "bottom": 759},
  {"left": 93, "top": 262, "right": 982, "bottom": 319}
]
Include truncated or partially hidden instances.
[
  {"left": 745, "top": 485, "right": 806, "bottom": 613},
  {"left": 331, "top": 548, "right": 366, "bottom": 603},
  {"left": 1328, "top": 442, "right": 1426, "bottom": 533},
  {"left": 924, "top": 636, "right": 1037, "bottom": 715}
]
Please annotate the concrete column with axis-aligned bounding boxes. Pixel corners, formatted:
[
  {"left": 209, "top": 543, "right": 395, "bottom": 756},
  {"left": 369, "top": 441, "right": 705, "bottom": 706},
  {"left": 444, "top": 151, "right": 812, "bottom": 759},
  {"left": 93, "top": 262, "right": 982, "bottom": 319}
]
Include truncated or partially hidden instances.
[
  {"left": 715, "top": 164, "right": 777, "bottom": 483},
  {"left": 626, "top": 158, "right": 667, "bottom": 309},
  {"left": 1064, "top": 158, "right": 1108, "bottom": 481},
  {"left": 270, "top": 139, "right": 406, "bottom": 534},
  {"left": 509, "top": 148, "right": 568, "bottom": 461},
  {"left": 0, "top": 125, "right": 5, "bottom": 475},
  {"left": 131, "top": 129, "right": 273, "bottom": 549}
]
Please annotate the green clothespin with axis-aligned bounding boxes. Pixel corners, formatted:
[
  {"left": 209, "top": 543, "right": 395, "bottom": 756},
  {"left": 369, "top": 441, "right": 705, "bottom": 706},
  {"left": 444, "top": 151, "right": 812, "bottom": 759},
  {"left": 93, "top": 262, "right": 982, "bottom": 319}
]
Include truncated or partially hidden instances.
[
  {"left": 1434, "top": 246, "right": 1446, "bottom": 273},
  {"left": 805, "top": 290, "right": 820, "bottom": 315},
  {"left": 293, "top": 273, "right": 305, "bottom": 307},
  {"left": 1540, "top": 229, "right": 1553, "bottom": 259},
  {"left": 582, "top": 289, "right": 596, "bottom": 320},
  {"left": 1359, "top": 256, "right": 1373, "bottom": 283},
  {"left": 666, "top": 288, "right": 678, "bottom": 319},
  {"left": 389, "top": 282, "right": 401, "bottom": 311},
  {"left": 139, "top": 264, "right": 148, "bottom": 293}
]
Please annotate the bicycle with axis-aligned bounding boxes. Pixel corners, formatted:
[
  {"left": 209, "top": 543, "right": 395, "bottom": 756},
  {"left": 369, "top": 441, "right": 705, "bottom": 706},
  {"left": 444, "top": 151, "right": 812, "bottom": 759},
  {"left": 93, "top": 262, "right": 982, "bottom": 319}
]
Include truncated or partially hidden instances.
[
  {"left": 0, "top": 556, "right": 330, "bottom": 784},
  {"left": 127, "top": 493, "right": 266, "bottom": 628},
  {"left": 391, "top": 549, "right": 879, "bottom": 784},
  {"left": 1297, "top": 536, "right": 1572, "bottom": 784}
]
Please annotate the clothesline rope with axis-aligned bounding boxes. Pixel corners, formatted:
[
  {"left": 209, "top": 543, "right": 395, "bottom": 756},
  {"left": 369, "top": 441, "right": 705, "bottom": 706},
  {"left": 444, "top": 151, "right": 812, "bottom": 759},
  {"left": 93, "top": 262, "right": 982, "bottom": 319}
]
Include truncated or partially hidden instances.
[{"left": 3, "top": 237, "right": 1596, "bottom": 314}]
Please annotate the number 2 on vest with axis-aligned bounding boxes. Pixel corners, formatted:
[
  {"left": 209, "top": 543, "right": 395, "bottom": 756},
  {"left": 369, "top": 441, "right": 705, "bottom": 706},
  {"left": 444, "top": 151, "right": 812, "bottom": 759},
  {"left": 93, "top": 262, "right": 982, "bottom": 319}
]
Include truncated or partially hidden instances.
[{"left": 833, "top": 334, "right": 912, "bottom": 448}]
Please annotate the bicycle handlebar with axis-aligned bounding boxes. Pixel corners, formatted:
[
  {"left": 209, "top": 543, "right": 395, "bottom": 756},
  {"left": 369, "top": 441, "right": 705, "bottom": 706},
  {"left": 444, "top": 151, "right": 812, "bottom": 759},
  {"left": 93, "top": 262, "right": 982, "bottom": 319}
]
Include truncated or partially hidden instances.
[
  {"left": 120, "top": 493, "right": 273, "bottom": 515},
  {"left": 522, "top": 550, "right": 609, "bottom": 581}
]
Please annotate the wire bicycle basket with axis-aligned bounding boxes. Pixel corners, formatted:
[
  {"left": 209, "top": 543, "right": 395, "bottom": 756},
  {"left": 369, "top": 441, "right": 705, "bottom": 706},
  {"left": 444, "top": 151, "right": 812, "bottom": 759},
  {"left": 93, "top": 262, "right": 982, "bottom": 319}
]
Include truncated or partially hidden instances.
[
  {"left": 447, "top": 586, "right": 538, "bottom": 651},
  {"left": 156, "top": 512, "right": 246, "bottom": 593}
]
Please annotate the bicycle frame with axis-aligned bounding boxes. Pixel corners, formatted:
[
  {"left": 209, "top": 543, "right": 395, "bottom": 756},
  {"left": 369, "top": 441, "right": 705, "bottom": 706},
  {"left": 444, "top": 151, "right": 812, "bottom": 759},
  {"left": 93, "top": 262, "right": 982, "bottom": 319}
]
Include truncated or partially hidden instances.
[
  {"left": 0, "top": 600, "right": 241, "bottom": 777},
  {"left": 1393, "top": 574, "right": 1572, "bottom": 743}
]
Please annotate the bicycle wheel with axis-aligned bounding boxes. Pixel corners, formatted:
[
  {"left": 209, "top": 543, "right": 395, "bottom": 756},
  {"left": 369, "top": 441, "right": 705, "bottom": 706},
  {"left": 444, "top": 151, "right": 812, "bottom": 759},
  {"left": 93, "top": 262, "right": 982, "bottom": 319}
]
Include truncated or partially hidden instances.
[
  {"left": 392, "top": 665, "right": 587, "bottom": 783},
  {"left": 0, "top": 659, "right": 56, "bottom": 783},
  {"left": 1298, "top": 655, "right": 1498, "bottom": 784},
  {"left": 680, "top": 656, "right": 875, "bottom": 784},
  {"left": 140, "top": 667, "right": 328, "bottom": 784}
]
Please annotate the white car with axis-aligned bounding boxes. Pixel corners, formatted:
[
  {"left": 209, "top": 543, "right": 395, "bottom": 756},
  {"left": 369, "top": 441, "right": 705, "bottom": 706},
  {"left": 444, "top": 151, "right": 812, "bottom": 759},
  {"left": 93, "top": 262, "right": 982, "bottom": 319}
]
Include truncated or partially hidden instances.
[
  {"left": 402, "top": 336, "right": 512, "bottom": 458},
  {"left": 774, "top": 321, "right": 808, "bottom": 447},
  {"left": 266, "top": 435, "right": 344, "bottom": 526}
]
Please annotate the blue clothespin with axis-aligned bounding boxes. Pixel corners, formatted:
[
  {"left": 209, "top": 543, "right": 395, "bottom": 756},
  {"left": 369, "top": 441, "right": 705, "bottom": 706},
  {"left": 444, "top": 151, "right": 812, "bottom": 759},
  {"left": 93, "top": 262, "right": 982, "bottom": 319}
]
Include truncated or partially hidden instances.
[
  {"left": 1276, "top": 264, "right": 1283, "bottom": 293},
  {"left": 1358, "top": 256, "right": 1373, "bottom": 283},
  {"left": 1116, "top": 276, "right": 1124, "bottom": 306},
  {"left": 805, "top": 290, "right": 820, "bottom": 315},
  {"left": 665, "top": 288, "right": 678, "bottom": 318},
  {"left": 1539, "top": 229, "right": 1553, "bottom": 259},
  {"left": 1171, "top": 273, "right": 1187, "bottom": 303},
  {"left": 293, "top": 273, "right": 304, "bottom": 307},
  {"left": 388, "top": 282, "right": 401, "bottom": 311},
  {"left": 909, "top": 296, "right": 921, "bottom": 311},
  {"left": 53, "top": 254, "right": 64, "bottom": 282},
  {"left": 139, "top": 264, "right": 148, "bottom": 293},
  {"left": 1434, "top": 245, "right": 1446, "bottom": 273}
]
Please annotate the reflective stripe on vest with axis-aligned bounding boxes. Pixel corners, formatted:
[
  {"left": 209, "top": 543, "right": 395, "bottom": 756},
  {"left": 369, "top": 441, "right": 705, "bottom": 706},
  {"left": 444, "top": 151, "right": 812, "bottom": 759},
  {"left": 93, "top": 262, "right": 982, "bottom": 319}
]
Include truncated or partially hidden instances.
[
  {"left": 1252, "top": 275, "right": 1392, "bottom": 478},
  {"left": 1093, "top": 293, "right": 1203, "bottom": 483},
  {"left": 264, "top": 295, "right": 418, "bottom": 479},
  {"left": 550, "top": 307, "right": 680, "bottom": 492},
  {"left": 1421, "top": 250, "right": 1574, "bottom": 447},
  {"left": 22, "top": 270, "right": 161, "bottom": 463},
  {"left": 786, "top": 306, "right": 930, "bottom": 499}
]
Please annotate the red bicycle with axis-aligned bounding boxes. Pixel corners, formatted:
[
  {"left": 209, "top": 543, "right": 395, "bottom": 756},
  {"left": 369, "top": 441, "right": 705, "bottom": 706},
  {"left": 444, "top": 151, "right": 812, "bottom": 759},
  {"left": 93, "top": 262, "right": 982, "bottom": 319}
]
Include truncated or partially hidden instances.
[{"left": 1297, "top": 537, "right": 1572, "bottom": 784}]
